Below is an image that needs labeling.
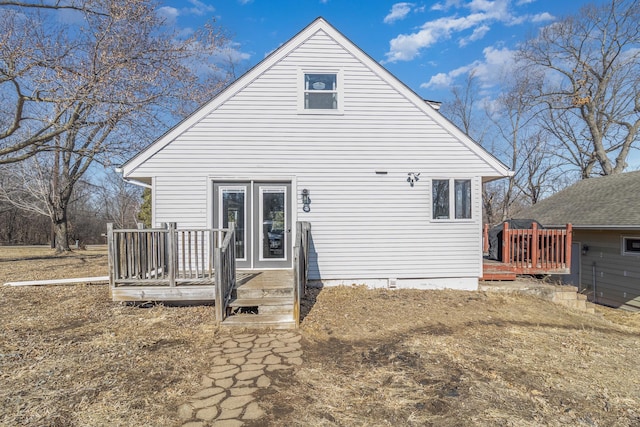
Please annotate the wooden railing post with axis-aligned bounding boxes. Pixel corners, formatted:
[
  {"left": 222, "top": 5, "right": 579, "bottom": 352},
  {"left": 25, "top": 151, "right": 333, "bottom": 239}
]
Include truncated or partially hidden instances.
[
  {"left": 565, "top": 223, "right": 573, "bottom": 269},
  {"left": 531, "top": 222, "right": 539, "bottom": 268},
  {"left": 502, "top": 222, "right": 510, "bottom": 264},
  {"left": 167, "top": 222, "right": 176, "bottom": 287}
]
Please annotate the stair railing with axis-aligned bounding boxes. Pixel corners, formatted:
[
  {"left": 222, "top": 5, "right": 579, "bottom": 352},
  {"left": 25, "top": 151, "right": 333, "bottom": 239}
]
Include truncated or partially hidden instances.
[{"left": 215, "top": 222, "right": 236, "bottom": 321}]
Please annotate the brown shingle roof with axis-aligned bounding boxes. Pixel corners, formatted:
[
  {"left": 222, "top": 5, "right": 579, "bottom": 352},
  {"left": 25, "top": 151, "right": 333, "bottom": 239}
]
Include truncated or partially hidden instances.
[{"left": 519, "top": 171, "right": 640, "bottom": 228}]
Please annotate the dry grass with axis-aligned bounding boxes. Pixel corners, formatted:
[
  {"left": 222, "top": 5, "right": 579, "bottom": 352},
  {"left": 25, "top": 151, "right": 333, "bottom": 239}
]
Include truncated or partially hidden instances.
[
  {"left": 2, "top": 247, "right": 640, "bottom": 426},
  {"left": 257, "top": 286, "right": 640, "bottom": 426},
  {"left": 0, "top": 246, "right": 221, "bottom": 426}
]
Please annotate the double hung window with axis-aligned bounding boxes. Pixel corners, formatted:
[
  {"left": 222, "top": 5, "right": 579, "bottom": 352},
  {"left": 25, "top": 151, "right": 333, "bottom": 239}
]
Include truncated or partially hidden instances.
[{"left": 300, "top": 71, "right": 342, "bottom": 112}]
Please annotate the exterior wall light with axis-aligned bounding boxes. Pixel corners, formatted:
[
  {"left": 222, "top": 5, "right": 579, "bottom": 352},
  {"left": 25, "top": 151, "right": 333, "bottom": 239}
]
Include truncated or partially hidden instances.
[
  {"left": 582, "top": 244, "right": 589, "bottom": 255},
  {"left": 302, "top": 189, "right": 311, "bottom": 212},
  {"left": 407, "top": 172, "right": 420, "bottom": 187}
]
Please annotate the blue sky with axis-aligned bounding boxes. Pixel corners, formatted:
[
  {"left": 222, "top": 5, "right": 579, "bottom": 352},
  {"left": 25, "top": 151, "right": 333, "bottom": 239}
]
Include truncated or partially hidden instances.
[{"left": 160, "top": 0, "right": 599, "bottom": 102}]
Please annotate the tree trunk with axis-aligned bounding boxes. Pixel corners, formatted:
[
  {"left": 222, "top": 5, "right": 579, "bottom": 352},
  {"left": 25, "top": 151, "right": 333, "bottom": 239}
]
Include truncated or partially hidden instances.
[{"left": 53, "top": 204, "right": 70, "bottom": 252}]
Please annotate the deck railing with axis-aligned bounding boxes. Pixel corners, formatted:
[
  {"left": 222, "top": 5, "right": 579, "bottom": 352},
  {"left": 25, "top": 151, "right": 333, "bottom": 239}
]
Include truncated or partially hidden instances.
[
  {"left": 107, "top": 222, "right": 236, "bottom": 320},
  {"left": 293, "top": 221, "right": 311, "bottom": 327},
  {"left": 500, "top": 222, "right": 572, "bottom": 273}
]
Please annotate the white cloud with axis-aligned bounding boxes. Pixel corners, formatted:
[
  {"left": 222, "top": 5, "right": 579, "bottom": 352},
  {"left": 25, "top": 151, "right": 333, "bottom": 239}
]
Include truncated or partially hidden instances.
[
  {"left": 238, "top": 0, "right": 253, "bottom": 4},
  {"left": 459, "top": 24, "right": 490, "bottom": 46},
  {"left": 186, "top": 0, "right": 215, "bottom": 16},
  {"left": 385, "top": 13, "right": 492, "bottom": 62},
  {"left": 531, "top": 12, "right": 554, "bottom": 22},
  {"left": 431, "top": 0, "right": 463, "bottom": 12},
  {"left": 157, "top": 1, "right": 215, "bottom": 22},
  {"left": 158, "top": 6, "right": 179, "bottom": 24},
  {"left": 385, "top": 0, "right": 554, "bottom": 63},
  {"left": 516, "top": 0, "right": 536, "bottom": 4},
  {"left": 384, "top": 3, "right": 414, "bottom": 24},
  {"left": 421, "top": 45, "right": 516, "bottom": 90}
]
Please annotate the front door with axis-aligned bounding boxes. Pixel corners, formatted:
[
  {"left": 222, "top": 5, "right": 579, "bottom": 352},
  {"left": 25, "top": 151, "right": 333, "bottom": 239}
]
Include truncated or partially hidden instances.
[{"left": 214, "top": 181, "right": 291, "bottom": 269}]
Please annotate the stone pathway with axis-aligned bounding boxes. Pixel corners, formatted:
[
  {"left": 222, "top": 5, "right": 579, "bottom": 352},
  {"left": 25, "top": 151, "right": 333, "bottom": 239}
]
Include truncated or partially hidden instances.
[{"left": 178, "top": 331, "right": 302, "bottom": 426}]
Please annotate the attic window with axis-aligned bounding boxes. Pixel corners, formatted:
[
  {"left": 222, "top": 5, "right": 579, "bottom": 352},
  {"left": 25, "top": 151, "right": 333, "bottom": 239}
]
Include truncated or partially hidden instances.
[
  {"left": 622, "top": 236, "right": 640, "bottom": 256},
  {"left": 305, "top": 73, "right": 337, "bottom": 109},
  {"left": 299, "top": 70, "right": 342, "bottom": 113}
]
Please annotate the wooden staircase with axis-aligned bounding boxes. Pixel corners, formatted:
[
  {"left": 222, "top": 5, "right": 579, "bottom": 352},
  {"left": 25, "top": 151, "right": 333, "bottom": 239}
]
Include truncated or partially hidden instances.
[{"left": 221, "top": 270, "right": 296, "bottom": 329}]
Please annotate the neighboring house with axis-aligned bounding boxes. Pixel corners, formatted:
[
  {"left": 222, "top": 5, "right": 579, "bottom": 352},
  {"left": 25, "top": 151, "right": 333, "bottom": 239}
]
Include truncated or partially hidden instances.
[
  {"left": 120, "top": 17, "right": 511, "bottom": 291},
  {"left": 521, "top": 171, "right": 640, "bottom": 310}
]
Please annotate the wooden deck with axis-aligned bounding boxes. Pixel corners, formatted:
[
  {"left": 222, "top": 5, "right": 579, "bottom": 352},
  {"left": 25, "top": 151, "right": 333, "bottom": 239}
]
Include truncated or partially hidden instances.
[
  {"left": 107, "top": 221, "right": 310, "bottom": 328},
  {"left": 482, "top": 222, "right": 572, "bottom": 280}
]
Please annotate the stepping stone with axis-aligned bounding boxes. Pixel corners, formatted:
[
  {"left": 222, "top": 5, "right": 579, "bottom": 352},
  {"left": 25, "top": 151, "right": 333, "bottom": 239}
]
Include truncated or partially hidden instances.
[
  {"left": 220, "top": 395, "right": 255, "bottom": 410},
  {"left": 235, "top": 370, "right": 263, "bottom": 381},
  {"left": 229, "top": 357, "right": 246, "bottom": 365},
  {"left": 239, "top": 341, "right": 254, "bottom": 349},
  {"left": 289, "top": 357, "right": 303, "bottom": 366},
  {"left": 192, "top": 387, "right": 224, "bottom": 399},
  {"left": 277, "top": 350, "right": 303, "bottom": 358},
  {"left": 210, "top": 366, "right": 240, "bottom": 380},
  {"left": 177, "top": 403, "right": 193, "bottom": 420},
  {"left": 256, "top": 375, "right": 271, "bottom": 388},
  {"left": 202, "top": 376, "right": 214, "bottom": 388},
  {"left": 214, "top": 377, "right": 234, "bottom": 389},
  {"left": 243, "top": 402, "right": 265, "bottom": 420},
  {"left": 241, "top": 363, "right": 264, "bottom": 372},
  {"left": 230, "top": 387, "right": 258, "bottom": 396},
  {"left": 263, "top": 355, "right": 281, "bottom": 365},
  {"left": 182, "top": 422, "right": 205, "bottom": 427},
  {"left": 222, "top": 340, "right": 238, "bottom": 348},
  {"left": 217, "top": 407, "right": 244, "bottom": 420},
  {"left": 195, "top": 406, "right": 219, "bottom": 421},
  {"left": 246, "top": 350, "right": 271, "bottom": 360},
  {"left": 191, "top": 392, "right": 226, "bottom": 409},
  {"left": 235, "top": 379, "right": 254, "bottom": 387}
]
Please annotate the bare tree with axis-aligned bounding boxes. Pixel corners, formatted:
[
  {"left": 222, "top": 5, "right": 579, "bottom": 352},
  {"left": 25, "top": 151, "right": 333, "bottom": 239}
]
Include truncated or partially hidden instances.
[
  {"left": 518, "top": 0, "right": 640, "bottom": 177},
  {"left": 0, "top": 1, "right": 235, "bottom": 251}
]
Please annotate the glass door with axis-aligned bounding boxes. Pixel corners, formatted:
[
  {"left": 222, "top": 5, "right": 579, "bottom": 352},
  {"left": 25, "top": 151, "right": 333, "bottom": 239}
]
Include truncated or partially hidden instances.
[
  {"left": 214, "top": 183, "right": 250, "bottom": 268},
  {"left": 254, "top": 183, "right": 291, "bottom": 268}
]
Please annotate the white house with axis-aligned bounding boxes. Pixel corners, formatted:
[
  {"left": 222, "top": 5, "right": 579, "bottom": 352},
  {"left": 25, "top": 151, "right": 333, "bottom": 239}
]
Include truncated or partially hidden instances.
[{"left": 120, "top": 17, "right": 511, "bottom": 291}]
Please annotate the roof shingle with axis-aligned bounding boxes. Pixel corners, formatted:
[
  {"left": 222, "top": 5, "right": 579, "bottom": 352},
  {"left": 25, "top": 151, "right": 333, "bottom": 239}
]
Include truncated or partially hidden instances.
[{"left": 518, "top": 171, "right": 640, "bottom": 227}]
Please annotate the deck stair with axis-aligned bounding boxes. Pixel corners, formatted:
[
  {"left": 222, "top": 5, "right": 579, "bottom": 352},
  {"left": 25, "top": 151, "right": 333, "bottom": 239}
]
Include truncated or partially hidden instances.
[
  {"left": 481, "top": 260, "right": 517, "bottom": 281},
  {"left": 221, "top": 270, "right": 296, "bottom": 329}
]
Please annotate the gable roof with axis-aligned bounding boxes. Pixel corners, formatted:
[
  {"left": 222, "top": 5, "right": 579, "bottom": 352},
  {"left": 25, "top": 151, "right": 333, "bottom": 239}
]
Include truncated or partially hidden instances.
[
  {"left": 121, "top": 17, "right": 511, "bottom": 180},
  {"left": 520, "top": 171, "right": 640, "bottom": 229}
]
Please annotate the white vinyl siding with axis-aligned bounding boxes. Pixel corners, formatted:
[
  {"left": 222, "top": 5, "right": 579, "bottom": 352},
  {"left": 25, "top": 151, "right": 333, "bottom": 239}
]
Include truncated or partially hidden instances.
[{"left": 128, "top": 28, "right": 503, "bottom": 285}]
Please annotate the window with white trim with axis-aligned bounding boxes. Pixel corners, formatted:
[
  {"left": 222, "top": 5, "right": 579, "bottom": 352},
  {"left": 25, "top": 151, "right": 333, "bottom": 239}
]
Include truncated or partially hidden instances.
[
  {"left": 299, "top": 71, "right": 342, "bottom": 112},
  {"left": 432, "top": 179, "right": 472, "bottom": 220},
  {"left": 622, "top": 236, "right": 640, "bottom": 256}
]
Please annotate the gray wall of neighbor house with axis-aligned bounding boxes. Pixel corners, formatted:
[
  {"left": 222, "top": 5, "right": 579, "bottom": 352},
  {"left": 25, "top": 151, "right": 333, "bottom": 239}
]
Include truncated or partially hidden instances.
[{"left": 573, "top": 229, "right": 640, "bottom": 311}]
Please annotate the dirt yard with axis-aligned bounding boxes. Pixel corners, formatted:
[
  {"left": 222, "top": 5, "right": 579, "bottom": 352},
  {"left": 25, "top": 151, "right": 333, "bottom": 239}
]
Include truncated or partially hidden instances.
[{"left": 1, "top": 247, "right": 639, "bottom": 426}]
